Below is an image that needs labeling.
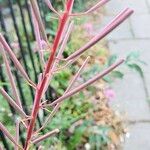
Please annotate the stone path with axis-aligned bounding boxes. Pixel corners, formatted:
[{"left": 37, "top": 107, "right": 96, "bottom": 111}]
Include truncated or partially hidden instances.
[{"left": 103, "top": 0, "right": 150, "bottom": 149}]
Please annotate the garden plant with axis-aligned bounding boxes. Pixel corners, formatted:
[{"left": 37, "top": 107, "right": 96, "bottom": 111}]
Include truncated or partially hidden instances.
[{"left": 0, "top": 0, "right": 133, "bottom": 149}]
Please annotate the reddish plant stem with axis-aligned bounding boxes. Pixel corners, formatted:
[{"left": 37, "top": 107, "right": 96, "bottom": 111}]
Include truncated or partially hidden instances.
[{"left": 24, "top": 1, "right": 73, "bottom": 149}]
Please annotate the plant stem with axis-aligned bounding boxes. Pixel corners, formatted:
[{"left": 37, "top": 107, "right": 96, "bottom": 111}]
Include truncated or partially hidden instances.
[{"left": 24, "top": 1, "right": 73, "bottom": 149}]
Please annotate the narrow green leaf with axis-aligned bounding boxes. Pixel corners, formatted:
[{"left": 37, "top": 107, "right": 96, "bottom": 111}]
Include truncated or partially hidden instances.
[
  {"left": 111, "top": 70, "right": 124, "bottom": 79},
  {"left": 128, "top": 63, "right": 144, "bottom": 78},
  {"left": 108, "top": 55, "right": 117, "bottom": 66}
]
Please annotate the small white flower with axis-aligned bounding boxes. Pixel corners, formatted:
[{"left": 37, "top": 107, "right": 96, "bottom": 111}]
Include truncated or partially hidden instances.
[
  {"left": 126, "top": 132, "right": 130, "bottom": 138},
  {"left": 85, "top": 143, "right": 91, "bottom": 150}
]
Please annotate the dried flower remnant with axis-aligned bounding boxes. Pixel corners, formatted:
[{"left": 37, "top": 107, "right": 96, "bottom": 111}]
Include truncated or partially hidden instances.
[{"left": 0, "top": 0, "right": 133, "bottom": 149}]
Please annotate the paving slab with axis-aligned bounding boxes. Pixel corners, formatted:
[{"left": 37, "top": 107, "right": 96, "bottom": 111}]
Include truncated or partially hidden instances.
[
  {"left": 105, "top": 0, "right": 150, "bottom": 149},
  {"left": 130, "top": 14, "right": 150, "bottom": 38},
  {"left": 110, "top": 72, "right": 150, "bottom": 121},
  {"left": 105, "top": 0, "right": 149, "bottom": 16},
  {"left": 143, "top": 72, "right": 150, "bottom": 99},
  {"left": 108, "top": 39, "right": 150, "bottom": 65},
  {"left": 123, "top": 123, "right": 150, "bottom": 150},
  {"left": 146, "top": 0, "right": 150, "bottom": 11}
]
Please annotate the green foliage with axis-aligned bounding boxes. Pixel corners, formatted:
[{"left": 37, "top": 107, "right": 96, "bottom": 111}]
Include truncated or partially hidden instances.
[
  {"left": 111, "top": 71, "right": 124, "bottom": 79},
  {"left": 67, "top": 124, "right": 87, "bottom": 149},
  {"left": 41, "top": 94, "right": 92, "bottom": 148},
  {"left": 82, "top": 64, "right": 102, "bottom": 80},
  {"left": 0, "top": 81, "right": 9, "bottom": 88},
  {"left": 108, "top": 55, "right": 117, "bottom": 66},
  {"left": 125, "top": 51, "right": 146, "bottom": 78},
  {"left": 51, "top": 68, "right": 72, "bottom": 95},
  {"left": 127, "top": 63, "right": 144, "bottom": 77},
  {"left": 89, "top": 126, "right": 111, "bottom": 150}
]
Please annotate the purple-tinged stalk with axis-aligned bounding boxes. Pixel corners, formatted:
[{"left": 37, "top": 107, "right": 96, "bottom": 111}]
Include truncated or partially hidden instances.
[
  {"left": 0, "top": 0, "right": 134, "bottom": 149},
  {"left": 54, "top": 55, "right": 81, "bottom": 73},
  {"left": 34, "top": 57, "right": 89, "bottom": 134},
  {"left": 15, "top": 120, "right": 20, "bottom": 150},
  {"left": 44, "top": 0, "right": 61, "bottom": 17},
  {"left": 0, "top": 88, "right": 27, "bottom": 118},
  {"left": 31, "top": 5, "right": 46, "bottom": 67},
  {"left": 0, "top": 44, "right": 23, "bottom": 109},
  {"left": 0, "top": 34, "right": 36, "bottom": 88},
  {"left": 66, "top": 8, "right": 133, "bottom": 61},
  {"left": 64, "top": 57, "right": 90, "bottom": 92},
  {"left": 0, "top": 144, "right": 2, "bottom": 150},
  {"left": 58, "top": 21, "right": 74, "bottom": 60},
  {"left": 32, "top": 129, "right": 59, "bottom": 144},
  {"left": 30, "top": 0, "right": 47, "bottom": 41},
  {"left": 57, "top": 0, "right": 74, "bottom": 44},
  {"left": 24, "top": 1, "right": 75, "bottom": 149},
  {"left": 47, "top": 21, "right": 74, "bottom": 76},
  {"left": 0, "top": 122, "right": 22, "bottom": 149},
  {"left": 45, "top": 59, "right": 124, "bottom": 107},
  {"left": 39, "top": 21, "right": 74, "bottom": 100}
]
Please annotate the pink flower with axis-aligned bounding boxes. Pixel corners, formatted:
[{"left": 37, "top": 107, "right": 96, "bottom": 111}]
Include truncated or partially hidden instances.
[
  {"left": 41, "top": 40, "right": 48, "bottom": 49},
  {"left": 104, "top": 88, "right": 115, "bottom": 101}
]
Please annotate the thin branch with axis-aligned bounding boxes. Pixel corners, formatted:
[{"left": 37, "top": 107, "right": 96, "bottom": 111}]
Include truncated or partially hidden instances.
[
  {"left": 59, "top": 6, "right": 74, "bottom": 43},
  {"left": 0, "top": 144, "right": 3, "bottom": 150},
  {"left": 58, "top": 21, "right": 74, "bottom": 59},
  {"left": 34, "top": 57, "right": 89, "bottom": 134},
  {"left": 48, "top": 16, "right": 59, "bottom": 20},
  {"left": 0, "top": 88, "right": 28, "bottom": 118},
  {"left": 36, "top": 16, "right": 73, "bottom": 98},
  {"left": 65, "top": 57, "right": 90, "bottom": 92},
  {"left": 49, "top": 21, "right": 74, "bottom": 74},
  {"left": 66, "top": 8, "right": 134, "bottom": 61},
  {"left": 20, "top": 117, "right": 33, "bottom": 129},
  {"left": 45, "top": 59, "right": 124, "bottom": 107},
  {"left": 0, "top": 44, "right": 23, "bottom": 109},
  {"left": 15, "top": 120, "right": 20, "bottom": 150},
  {"left": 44, "top": 0, "right": 61, "bottom": 17},
  {"left": 24, "top": 3, "right": 74, "bottom": 149},
  {"left": 51, "top": 21, "right": 74, "bottom": 73},
  {"left": 0, "top": 34, "right": 36, "bottom": 88},
  {"left": 53, "top": 59, "right": 74, "bottom": 73},
  {"left": 0, "top": 122, "right": 22, "bottom": 149},
  {"left": 31, "top": 6, "right": 46, "bottom": 67},
  {"left": 30, "top": 0, "right": 47, "bottom": 41},
  {"left": 32, "top": 129, "right": 59, "bottom": 144}
]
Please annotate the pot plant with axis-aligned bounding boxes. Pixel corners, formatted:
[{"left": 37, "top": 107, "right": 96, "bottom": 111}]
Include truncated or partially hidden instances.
[{"left": 0, "top": 0, "right": 133, "bottom": 149}]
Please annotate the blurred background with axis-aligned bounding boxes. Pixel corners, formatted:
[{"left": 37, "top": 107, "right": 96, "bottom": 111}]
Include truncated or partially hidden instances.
[{"left": 0, "top": 0, "right": 150, "bottom": 149}]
